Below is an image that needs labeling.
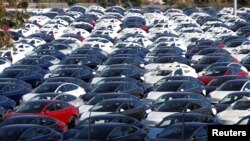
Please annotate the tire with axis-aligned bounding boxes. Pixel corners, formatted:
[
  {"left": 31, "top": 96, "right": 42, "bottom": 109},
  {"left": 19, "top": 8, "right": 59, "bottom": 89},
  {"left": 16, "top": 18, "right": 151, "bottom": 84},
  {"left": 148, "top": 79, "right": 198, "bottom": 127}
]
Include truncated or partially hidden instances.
[{"left": 68, "top": 116, "right": 76, "bottom": 129}]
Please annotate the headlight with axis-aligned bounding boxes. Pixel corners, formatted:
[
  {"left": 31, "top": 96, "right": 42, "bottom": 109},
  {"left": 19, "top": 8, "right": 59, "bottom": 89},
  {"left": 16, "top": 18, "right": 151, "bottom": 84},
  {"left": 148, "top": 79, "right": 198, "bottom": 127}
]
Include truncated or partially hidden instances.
[
  {"left": 140, "top": 64, "right": 145, "bottom": 68},
  {"left": 140, "top": 76, "right": 145, "bottom": 80},
  {"left": 212, "top": 107, "right": 217, "bottom": 115},
  {"left": 202, "top": 89, "right": 206, "bottom": 96}
]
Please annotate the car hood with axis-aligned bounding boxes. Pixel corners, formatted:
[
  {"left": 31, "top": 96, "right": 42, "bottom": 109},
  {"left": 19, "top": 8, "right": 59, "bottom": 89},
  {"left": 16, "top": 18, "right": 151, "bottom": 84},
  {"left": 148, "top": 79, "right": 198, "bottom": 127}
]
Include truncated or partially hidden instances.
[
  {"left": 217, "top": 109, "right": 250, "bottom": 124},
  {"left": 78, "top": 105, "right": 93, "bottom": 114}
]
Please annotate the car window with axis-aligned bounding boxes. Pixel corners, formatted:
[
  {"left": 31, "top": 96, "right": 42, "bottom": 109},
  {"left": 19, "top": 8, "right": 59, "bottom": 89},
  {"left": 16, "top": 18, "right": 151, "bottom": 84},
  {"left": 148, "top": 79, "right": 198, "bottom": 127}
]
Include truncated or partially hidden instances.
[
  {"left": 187, "top": 103, "right": 202, "bottom": 110},
  {"left": 55, "top": 95, "right": 76, "bottom": 102},
  {"left": 57, "top": 84, "right": 78, "bottom": 92},
  {"left": 19, "top": 127, "right": 51, "bottom": 140},
  {"left": 112, "top": 117, "right": 135, "bottom": 124},
  {"left": 238, "top": 117, "right": 250, "bottom": 125},
  {"left": 55, "top": 102, "right": 69, "bottom": 110},
  {"left": 108, "top": 126, "right": 137, "bottom": 139},
  {"left": 46, "top": 103, "right": 57, "bottom": 111}
]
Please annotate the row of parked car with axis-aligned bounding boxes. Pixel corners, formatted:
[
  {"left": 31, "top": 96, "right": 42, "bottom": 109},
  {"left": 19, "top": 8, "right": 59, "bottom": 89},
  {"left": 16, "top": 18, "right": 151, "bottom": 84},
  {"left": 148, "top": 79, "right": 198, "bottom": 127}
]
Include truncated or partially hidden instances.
[{"left": 0, "top": 5, "right": 250, "bottom": 141}]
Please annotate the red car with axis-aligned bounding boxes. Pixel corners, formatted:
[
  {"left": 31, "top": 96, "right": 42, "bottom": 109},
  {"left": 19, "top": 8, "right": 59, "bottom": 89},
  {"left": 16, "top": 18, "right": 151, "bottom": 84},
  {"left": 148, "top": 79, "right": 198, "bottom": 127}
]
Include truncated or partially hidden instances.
[
  {"left": 198, "top": 66, "right": 248, "bottom": 85},
  {"left": 4, "top": 100, "right": 79, "bottom": 128}
]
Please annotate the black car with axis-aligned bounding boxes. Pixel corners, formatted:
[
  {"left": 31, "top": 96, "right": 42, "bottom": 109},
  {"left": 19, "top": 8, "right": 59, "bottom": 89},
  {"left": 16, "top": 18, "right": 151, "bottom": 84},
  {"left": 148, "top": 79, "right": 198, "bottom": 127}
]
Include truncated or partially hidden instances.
[
  {"left": 94, "top": 77, "right": 145, "bottom": 91},
  {"left": 84, "top": 81, "right": 144, "bottom": 100},
  {"left": 205, "top": 76, "right": 246, "bottom": 94},
  {"left": 215, "top": 92, "right": 250, "bottom": 113},
  {"left": 0, "top": 124, "right": 63, "bottom": 141},
  {"left": 156, "top": 98, "right": 215, "bottom": 116},
  {"left": 64, "top": 114, "right": 143, "bottom": 139},
  {"left": 48, "top": 68, "right": 95, "bottom": 82},
  {"left": 148, "top": 113, "right": 221, "bottom": 139},
  {"left": 89, "top": 99, "right": 148, "bottom": 119},
  {"left": 0, "top": 115, "right": 67, "bottom": 132},
  {"left": 97, "top": 67, "right": 144, "bottom": 82},
  {"left": 65, "top": 123, "right": 146, "bottom": 141},
  {"left": 150, "top": 122, "right": 208, "bottom": 141},
  {"left": 192, "top": 56, "right": 235, "bottom": 72},
  {"left": 151, "top": 92, "right": 207, "bottom": 109},
  {"left": 152, "top": 80, "right": 205, "bottom": 95}
]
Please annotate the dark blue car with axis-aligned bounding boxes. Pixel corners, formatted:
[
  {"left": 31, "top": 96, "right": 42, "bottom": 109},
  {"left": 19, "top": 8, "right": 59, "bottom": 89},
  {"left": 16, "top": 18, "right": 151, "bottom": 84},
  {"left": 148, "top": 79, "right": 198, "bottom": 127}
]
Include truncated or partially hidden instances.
[
  {"left": 0, "top": 82, "right": 31, "bottom": 102},
  {"left": 0, "top": 69, "right": 44, "bottom": 87},
  {"left": 0, "top": 95, "right": 16, "bottom": 112},
  {"left": 15, "top": 58, "right": 53, "bottom": 70},
  {"left": 0, "top": 124, "right": 63, "bottom": 141},
  {"left": 65, "top": 123, "right": 146, "bottom": 141}
]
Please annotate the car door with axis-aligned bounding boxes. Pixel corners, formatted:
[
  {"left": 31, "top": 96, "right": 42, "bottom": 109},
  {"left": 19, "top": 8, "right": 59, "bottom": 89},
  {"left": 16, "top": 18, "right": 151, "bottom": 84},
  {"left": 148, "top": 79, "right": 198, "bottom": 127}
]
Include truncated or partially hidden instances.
[
  {"left": 122, "top": 101, "right": 144, "bottom": 119},
  {"left": 108, "top": 125, "right": 140, "bottom": 141},
  {"left": 192, "top": 126, "right": 208, "bottom": 141},
  {"left": 18, "top": 126, "right": 55, "bottom": 141},
  {"left": 44, "top": 102, "right": 69, "bottom": 123}
]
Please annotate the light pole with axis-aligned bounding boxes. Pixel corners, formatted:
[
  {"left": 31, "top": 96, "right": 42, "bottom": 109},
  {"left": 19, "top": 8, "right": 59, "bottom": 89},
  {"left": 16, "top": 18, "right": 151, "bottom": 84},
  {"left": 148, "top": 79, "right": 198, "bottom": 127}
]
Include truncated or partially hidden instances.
[
  {"left": 233, "top": 0, "right": 237, "bottom": 16},
  {"left": 182, "top": 103, "right": 191, "bottom": 141}
]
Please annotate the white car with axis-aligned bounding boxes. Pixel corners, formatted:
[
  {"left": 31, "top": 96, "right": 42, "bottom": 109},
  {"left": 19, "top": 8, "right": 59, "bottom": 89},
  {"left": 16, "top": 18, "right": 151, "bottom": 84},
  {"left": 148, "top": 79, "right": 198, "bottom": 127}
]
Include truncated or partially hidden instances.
[
  {"left": 14, "top": 43, "right": 35, "bottom": 56},
  {"left": 25, "top": 23, "right": 40, "bottom": 33},
  {"left": 18, "top": 37, "right": 46, "bottom": 47},
  {"left": 217, "top": 97, "right": 250, "bottom": 125},
  {"left": 209, "top": 79, "right": 250, "bottom": 103},
  {"left": 64, "top": 28, "right": 90, "bottom": 39},
  {"left": 0, "top": 58, "right": 11, "bottom": 73},
  {"left": 0, "top": 50, "right": 26, "bottom": 63},
  {"left": 20, "top": 82, "right": 86, "bottom": 104},
  {"left": 144, "top": 64, "right": 198, "bottom": 84}
]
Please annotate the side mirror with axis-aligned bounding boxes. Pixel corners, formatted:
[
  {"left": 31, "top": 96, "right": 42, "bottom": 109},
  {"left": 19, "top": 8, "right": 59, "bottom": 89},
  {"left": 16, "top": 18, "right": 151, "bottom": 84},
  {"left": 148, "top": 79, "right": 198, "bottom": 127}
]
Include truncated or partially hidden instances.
[
  {"left": 186, "top": 109, "right": 191, "bottom": 112},
  {"left": 180, "top": 89, "right": 184, "bottom": 91},
  {"left": 245, "top": 88, "right": 250, "bottom": 91},
  {"left": 119, "top": 109, "right": 125, "bottom": 113}
]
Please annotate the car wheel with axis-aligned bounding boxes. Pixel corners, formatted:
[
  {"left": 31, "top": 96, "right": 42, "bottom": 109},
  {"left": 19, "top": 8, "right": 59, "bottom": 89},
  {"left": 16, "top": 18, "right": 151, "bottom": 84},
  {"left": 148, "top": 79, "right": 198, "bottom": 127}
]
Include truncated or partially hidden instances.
[{"left": 68, "top": 116, "right": 76, "bottom": 129}]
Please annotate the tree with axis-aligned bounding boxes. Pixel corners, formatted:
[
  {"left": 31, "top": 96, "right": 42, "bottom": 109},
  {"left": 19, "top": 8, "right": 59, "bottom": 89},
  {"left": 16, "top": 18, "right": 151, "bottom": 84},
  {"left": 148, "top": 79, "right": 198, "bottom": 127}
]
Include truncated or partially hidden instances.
[
  {"left": 67, "top": 0, "right": 76, "bottom": 6},
  {"left": 7, "top": 0, "right": 17, "bottom": 7},
  {"left": 98, "top": 0, "right": 108, "bottom": 7},
  {"left": 17, "top": 0, "right": 29, "bottom": 11}
]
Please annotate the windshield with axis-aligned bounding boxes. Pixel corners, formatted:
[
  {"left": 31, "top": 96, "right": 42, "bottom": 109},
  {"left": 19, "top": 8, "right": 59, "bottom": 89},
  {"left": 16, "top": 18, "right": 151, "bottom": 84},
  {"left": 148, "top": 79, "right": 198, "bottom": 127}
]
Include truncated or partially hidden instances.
[
  {"left": 157, "top": 101, "right": 188, "bottom": 112},
  {"left": 232, "top": 100, "right": 250, "bottom": 110},
  {"left": 157, "top": 124, "right": 201, "bottom": 139},
  {"left": 208, "top": 78, "right": 230, "bottom": 86},
  {"left": 74, "top": 126, "right": 115, "bottom": 140},
  {"left": 0, "top": 126, "right": 28, "bottom": 141},
  {"left": 17, "top": 102, "right": 47, "bottom": 113},
  {"left": 155, "top": 82, "right": 183, "bottom": 92},
  {"left": 92, "top": 83, "right": 120, "bottom": 93},
  {"left": 204, "top": 67, "right": 228, "bottom": 76},
  {"left": 218, "top": 81, "right": 245, "bottom": 91},
  {"left": 91, "top": 100, "right": 124, "bottom": 112},
  {"left": 34, "top": 83, "right": 61, "bottom": 93}
]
